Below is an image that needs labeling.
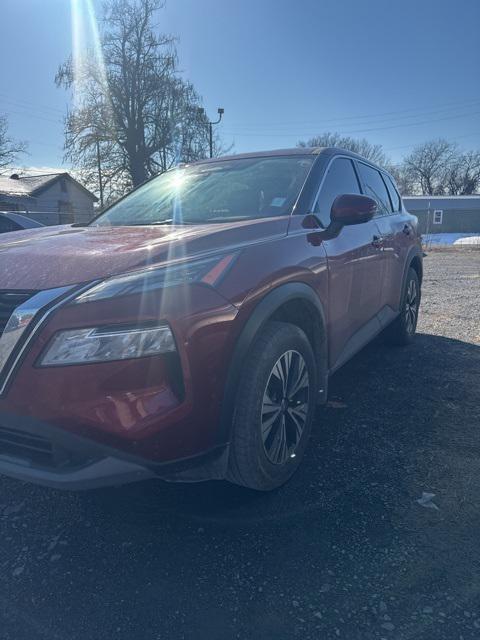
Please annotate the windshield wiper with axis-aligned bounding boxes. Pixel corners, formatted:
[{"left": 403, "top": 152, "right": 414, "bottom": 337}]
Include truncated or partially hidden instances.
[
  {"left": 204, "top": 216, "right": 253, "bottom": 222},
  {"left": 131, "top": 219, "right": 176, "bottom": 226}
]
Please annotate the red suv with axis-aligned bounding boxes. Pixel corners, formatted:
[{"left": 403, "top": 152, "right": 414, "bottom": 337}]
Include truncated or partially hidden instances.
[{"left": 0, "top": 148, "right": 422, "bottom": 491}]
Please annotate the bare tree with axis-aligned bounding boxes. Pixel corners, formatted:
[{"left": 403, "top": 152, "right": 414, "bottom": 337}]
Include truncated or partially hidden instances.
[
  {"left": 400, "top": 139, "right": 458, "bottom": 195},
  {"left": 56, "top": 0, "right": 217, "bottom": 201},
  {"left": 298, "top": 132, "right": 391, "bottom": 167},
  {"left": 444, "top": 150, "right": 480, "bottom": 195},
  {"left": 0, "top": 114, "right": 27, "bottom": 172},
  {"left": 388, "top": 163, "right": 416, "bottom": 196},
  {"left": 297, "top": 132, "right": 480, "bottom": 196}
]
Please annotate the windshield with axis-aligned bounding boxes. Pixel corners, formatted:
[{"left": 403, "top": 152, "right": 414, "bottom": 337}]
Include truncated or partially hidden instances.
[{"left": 93, "top": 156, "right": 314, "bottom": 226}]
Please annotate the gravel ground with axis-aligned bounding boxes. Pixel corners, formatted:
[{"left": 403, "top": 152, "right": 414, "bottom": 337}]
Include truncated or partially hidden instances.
[{"left": 1, "top": 248, "right": 479, "bottom": 640}]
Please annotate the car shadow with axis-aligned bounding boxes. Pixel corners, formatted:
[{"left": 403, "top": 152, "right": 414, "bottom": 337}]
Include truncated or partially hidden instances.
[
  {"left": 2, "top": 332, "right": 480, "bottom": 640},
  {"left": 83, "top": 331, "right": 480, "bottom": 527}
]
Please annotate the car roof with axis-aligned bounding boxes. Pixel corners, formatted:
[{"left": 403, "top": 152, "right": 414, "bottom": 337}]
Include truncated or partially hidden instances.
[
  {"left": 188, "top": 146, "right": 382, "bottom": 169},
  {"left": 197, "top": 147, "right": 325, "bottom": 162}
]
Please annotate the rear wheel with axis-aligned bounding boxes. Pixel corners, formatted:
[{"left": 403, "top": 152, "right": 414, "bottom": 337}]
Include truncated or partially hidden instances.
[
  {"left": 227, "top": 321, "right": 317, "bottom": 491},
  {"left": 385, "top": 267, "right": 420, "bottom": 346}
]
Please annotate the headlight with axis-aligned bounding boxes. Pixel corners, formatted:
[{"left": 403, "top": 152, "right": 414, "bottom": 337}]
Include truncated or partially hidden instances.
[
  {"left": 39, "top": 324, "right": 176, "bottom": 367},
  {"left": 74, "top": 253, "right": 236, "bottom": 304},
  {"left": 38, "top": 254, "right": 236, "bottom": 366}
]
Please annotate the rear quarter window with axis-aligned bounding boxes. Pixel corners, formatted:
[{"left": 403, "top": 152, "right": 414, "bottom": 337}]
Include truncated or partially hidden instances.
[{"left": 384, "top": 175, "right": 401, "bottom": 212}]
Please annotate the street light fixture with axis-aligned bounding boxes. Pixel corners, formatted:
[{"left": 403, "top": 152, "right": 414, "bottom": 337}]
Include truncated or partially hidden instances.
[{"left": 203, "top": 107, "right": 224, "bottom": 158}]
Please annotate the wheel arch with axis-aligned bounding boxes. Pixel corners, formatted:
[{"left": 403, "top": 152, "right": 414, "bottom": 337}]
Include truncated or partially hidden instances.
[
  {"left": 218, "top": 282, "right": 328, "bottom": 444},
  {"left": 409, "top": 253, "right": 423, "bottom": 284},
  {"left": 397, "top": 247, "right": 423, "bottom": 310}
]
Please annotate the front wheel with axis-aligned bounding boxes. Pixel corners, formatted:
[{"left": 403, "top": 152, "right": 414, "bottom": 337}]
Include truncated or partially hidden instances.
[
  {"left": 384, "top": 267, "right": 421, "bottom": 346},
  {"left": 227, "top": 321, "right": 317, "bottom": 491}
]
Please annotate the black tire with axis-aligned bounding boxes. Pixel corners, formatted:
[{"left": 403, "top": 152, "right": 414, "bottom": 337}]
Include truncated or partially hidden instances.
[
  {"left": 227, "top": 321, "right": 317, "bottom": 491},
  {"left": 384, "top": 267, "right": 421, "bottom": 346}
]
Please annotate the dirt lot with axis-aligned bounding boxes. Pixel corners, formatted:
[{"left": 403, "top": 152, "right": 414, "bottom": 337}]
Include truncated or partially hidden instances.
[{"left": 1, "top": 248, "right": 479, "bottom": 640}]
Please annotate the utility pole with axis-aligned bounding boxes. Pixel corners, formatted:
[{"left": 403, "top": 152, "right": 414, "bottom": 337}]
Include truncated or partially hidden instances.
[
  {"left": 199, "top": 107, "right": 224, "bottom": 158},
  {"left": 95, "top": 136, "right": 104, "bottom": 209}
]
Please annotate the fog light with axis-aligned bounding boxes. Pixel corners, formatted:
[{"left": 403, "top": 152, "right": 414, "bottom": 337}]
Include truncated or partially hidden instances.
[{"left": 39, "top": 324, "right": 176, "bottom": 366}]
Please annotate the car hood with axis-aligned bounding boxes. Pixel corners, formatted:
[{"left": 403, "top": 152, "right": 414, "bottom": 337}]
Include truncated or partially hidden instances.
[{"left": 0, "top": 218, "right": 288, "bottom": 290}]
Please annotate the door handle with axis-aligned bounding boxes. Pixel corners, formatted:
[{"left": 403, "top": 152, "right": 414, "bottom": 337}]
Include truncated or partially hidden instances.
[
  {"left": 372, "top": 235, "right": 383, "bottom": 249},
  {"left": 402, "top": 224, "right": 411, "bottom": 236}
]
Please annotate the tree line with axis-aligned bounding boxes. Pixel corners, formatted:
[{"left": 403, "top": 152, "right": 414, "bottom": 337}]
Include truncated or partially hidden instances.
[
  {"left": 298, "top": 133, "right": 480, "bottom": 197},
  {"left": 1, "top": 0, "right": 479, "bottom": 202}
]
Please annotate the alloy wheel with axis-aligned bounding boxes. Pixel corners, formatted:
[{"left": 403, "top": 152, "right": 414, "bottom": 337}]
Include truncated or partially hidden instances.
[
  {"left": 405, "top": 279, "right": 418, "bottom": 334},
  {"left": 261, "top": 350, "right": 310, "bottom": 465}
]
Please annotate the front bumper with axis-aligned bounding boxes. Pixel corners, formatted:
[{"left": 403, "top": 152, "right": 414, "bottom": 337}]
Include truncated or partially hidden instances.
[
  {"left": 0, "top": 454, "right": 155, "bottom": 490},
  {"left": 0, "top": 282, "right": 238, "bottom": 467},
  {"left": 0, "top": 412, "right": 229, "bottom": 490}
]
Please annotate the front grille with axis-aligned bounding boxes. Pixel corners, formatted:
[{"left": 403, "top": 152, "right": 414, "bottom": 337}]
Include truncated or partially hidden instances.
[
  {"left": 0, "top": 425, "right": 55, "bottom": 466},
  {"left": 0, "top": 290, "right": 36, "bottom": 336}
]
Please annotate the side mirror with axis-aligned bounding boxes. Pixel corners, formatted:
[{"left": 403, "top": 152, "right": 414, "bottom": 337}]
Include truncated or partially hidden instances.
[{"left": 330, "top": 194, "right": 377, "bottom": 226}]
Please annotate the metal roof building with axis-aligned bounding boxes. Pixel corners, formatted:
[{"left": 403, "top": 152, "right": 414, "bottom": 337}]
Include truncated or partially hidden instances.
[{"left": 403, "top": 195, "right": 480, "bottom": 235}]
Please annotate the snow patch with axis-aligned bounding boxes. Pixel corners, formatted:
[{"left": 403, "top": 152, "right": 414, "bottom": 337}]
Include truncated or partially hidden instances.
[{"left": 423, "top": 233, "right": 480, "bottom": 246}]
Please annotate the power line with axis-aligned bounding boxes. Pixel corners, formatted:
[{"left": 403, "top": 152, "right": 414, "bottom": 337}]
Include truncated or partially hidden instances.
[
  {"left": 385, "top": 131, "right": 480, "bottom": 152},
  {"left": 2, "top": 91, "right": 479, "bottom": 162},
  {"left": 0, "top": 93, "right": 66, "bottom": 117},
  {"left": 339, "top": 109, "right": 480, "bottom": 136},
  {"left": 226, "top": 97, "right": 480, "bottom": 129},
  {"left": 228, "top": 102, "right": 480, "bottom": 134},
  {"left": 2, "top": 92, "right": 480, "bottom": 131},
  {"left": 222, "top": 108, "right": 480, "bottom": 138},
  {"left": 0, "top": 107, "right": 62, "bottom": 126}
]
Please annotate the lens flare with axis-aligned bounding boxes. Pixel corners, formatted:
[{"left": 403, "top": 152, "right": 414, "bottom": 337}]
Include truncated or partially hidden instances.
[
  {"left": 71, "top": 0, "right": 86, "bottom": 109},
  {"left": 70, "top": 0, "right": 110, "bottom": 108},
  {"left": 70, "top": 0, "right": 191, "bottom": 329},
  {"left": 85, "top": 0, "right": 109, "bottom": 89}
]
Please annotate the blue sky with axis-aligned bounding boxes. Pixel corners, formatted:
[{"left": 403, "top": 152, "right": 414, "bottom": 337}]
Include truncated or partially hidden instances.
[{"left": 1, "top": 0, "right": 479, "bottom": 171}]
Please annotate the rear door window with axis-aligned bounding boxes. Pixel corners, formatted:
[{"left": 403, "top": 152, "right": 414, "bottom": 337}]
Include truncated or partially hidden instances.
[
  {"left": 314, "top": 158, "right": 361, "bottom": 227},
  {"left": 384, "top": 175, "right": 401, "bottom": 212},
  {"left": 356, "top": 163, "right": 393, "bottom": 215}
]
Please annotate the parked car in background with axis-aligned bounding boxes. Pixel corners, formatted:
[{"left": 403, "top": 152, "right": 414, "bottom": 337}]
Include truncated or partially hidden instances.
[
  {"left": 0, "top": 147, "right": 422, "bottom": 491},
  {"left": 0, "top": 211, "right": 44, "bottom": 233}
]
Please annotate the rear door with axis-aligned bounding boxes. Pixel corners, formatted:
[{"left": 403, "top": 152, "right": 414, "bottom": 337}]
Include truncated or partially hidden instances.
[
  {"left": 354, "top": 162, "right": 395, "bottom": 325},
  {"left": 382, "top": 174, "right": 416, "bottom": 312},
  {"left": 357, "top": 166, "right": 413, "bottom": 319},
  {"left": 313, "top": 157, "right": 384, "bottom": 369}
]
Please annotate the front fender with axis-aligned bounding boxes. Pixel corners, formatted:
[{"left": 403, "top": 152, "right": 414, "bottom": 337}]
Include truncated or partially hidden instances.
[{"left": 218, "top": 282, "right": 328, "bottom": 443}]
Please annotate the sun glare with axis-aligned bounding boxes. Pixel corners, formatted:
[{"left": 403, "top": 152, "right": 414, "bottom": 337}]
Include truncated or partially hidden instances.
[
  {"left": 70, "top": 0, "right": 85, "bottom": 109},
  {"left": 85, "top": 0, "right": 109, "bottom": 88},
  {"left": 70, "top": 0, "right": 191, "bottom": 325},
  {"left": 71, "top": 0, "right": 109, "bottom": 108},
  {"left": 170, "top": 169, "right": 188, "bottom": 191}
]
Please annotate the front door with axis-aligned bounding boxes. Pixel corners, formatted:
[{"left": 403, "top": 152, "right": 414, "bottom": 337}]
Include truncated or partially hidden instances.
[{"left": 312, "top": 157, "right": 384, "bottom": 369}]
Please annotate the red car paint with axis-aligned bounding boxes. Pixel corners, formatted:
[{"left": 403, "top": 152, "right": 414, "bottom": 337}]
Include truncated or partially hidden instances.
[{"left": 0, "top": 148, "right": 422, "bottom": 487}]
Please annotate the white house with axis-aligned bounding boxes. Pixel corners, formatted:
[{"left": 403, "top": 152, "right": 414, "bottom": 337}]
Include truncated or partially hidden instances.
[{"left": 0, "top": 172, "right": 97, "bottom": 225}]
